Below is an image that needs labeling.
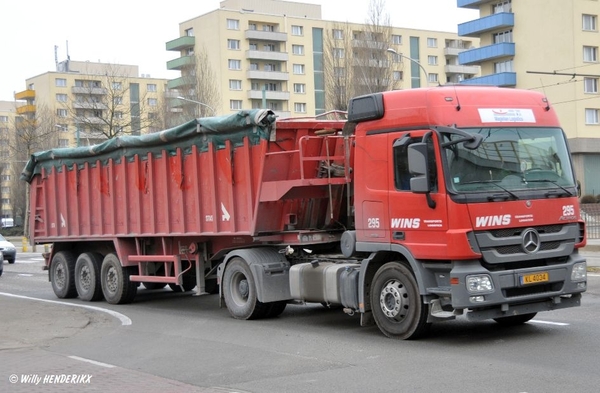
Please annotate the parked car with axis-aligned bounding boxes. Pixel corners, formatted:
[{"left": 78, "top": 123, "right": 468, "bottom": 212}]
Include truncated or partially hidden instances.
[
  {"left": 0, "top": 251, "right": 4, "bottom": 276},
  {"left": 0, "top": 235, "right": 16, "bottom": 264}
]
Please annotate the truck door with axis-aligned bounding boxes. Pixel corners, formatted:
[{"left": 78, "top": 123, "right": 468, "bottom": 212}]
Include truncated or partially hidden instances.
[{"left": 388, "top": 132, "right": 449, "bottom": 258}]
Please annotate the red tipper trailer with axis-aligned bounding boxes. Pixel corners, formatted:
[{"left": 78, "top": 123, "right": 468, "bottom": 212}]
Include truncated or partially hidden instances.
[{"left": 22, "top": 86, "right": 588, "bottom": 339}]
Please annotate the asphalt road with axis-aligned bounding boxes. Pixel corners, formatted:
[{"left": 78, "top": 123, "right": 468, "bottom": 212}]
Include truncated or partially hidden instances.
[{"left": 1, "top": 252, "right": 599, "bottom": 393}]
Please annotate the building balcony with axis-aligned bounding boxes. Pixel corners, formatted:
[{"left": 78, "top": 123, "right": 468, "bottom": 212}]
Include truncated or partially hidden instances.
[
  {"left": 71, "top": 86, "right": 107, "bottom": 95},
  {"left": 445, "top": 64, "right": 479, "bottom": 75},
  {"left": 16, "top": 104, "right": 36, "bottom": 114},
  {"left": 14, "top": 89, "right": 35, "bottom": 100},
  {"left": 247, "top": 90, "right": 290, "bottom": 100},
  {"left": 459, "top": 42, "right": 515, "bottom": 65},
  {"left": 460, "top": 72, "right": 517, "bottom": 87},
  {"left": 72, "top": 102, "right": 109, "bottom": 110},
  {"left": 444, "top": 46, "right": 469, "bottom": 56},
  {"left": 245, "top": 30, "right": 287, "bottom": 42},
  {"left": 246, "top": 70, "right": 289, "bottom": 81},
  {"left": 74, "top": 116, "right": 106, "bottom": 125},
  {"left": 458, "top": 12, "right": 514, "bottom": 37},
  {"left": 166, "top": 55, "right": 195, "bottom": 71},
  {"left": 457, "top": 0, "right": 491, "bottom": 9},
  {"left": 166, "top": 36, "right": 195, "bottom": 51},
  {"left": 245, "top": 50, "right": 289, "bottom": 62},
  {"left": 167, "top": 77, "right": 193, "bottom": 90}
]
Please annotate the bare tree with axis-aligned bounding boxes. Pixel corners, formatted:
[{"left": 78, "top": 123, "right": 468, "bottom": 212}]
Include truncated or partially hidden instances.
[
  {"left": 323, "top": 0, "right": 400, "bottom": 111},
  {"left": 64, "top": 64, "right": 156, "bottom": 142},
  {"left": 171, "top": 45, "right": 221, "bottom": 126}
]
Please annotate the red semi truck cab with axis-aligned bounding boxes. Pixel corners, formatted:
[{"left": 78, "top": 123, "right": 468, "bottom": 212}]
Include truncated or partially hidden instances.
[{"left": 344, "top": 86, "right": 586, "bottom": 331}]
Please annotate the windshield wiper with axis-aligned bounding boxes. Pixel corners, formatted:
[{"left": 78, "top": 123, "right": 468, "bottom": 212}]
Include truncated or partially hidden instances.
[
  {"left": 525, "top": 179, "right": 574, "bottom": 197},
  {"left": 462, "top": 180, "right": 520, "bottom": 200}
]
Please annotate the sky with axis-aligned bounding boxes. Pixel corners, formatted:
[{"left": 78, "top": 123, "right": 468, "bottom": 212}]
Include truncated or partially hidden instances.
[{"left": 0, "top": 0, "right": 478, "bottom": 102}]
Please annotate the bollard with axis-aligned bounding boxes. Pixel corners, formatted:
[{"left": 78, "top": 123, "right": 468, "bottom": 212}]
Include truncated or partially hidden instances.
[
  {"left": 44, "top": 244, "right": 50, "bottom": 253},
  {"left": 22, "top": 237, "right": 28, "bottom": 253}
]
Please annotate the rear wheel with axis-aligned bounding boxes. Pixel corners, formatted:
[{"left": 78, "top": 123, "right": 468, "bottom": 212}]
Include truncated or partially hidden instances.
[
  {"left": 223, "top": 257, "right": 268, "bottom": 320},
  {"left": 493, "top": 313, "right": 537, "bottom": 326},
  {"left": 265, "top": 301, "right": 287, "bottom": 318},
  {"left": 50, "top": 251, "right": 77, "bottom": 299},
  {"left": 74, "top": 252, "right": 103, "bottom": 301},
  {"left": 101, "top": 253, "right": 137, "bottom": 304},
  {"left": 370, "top": 262, "right": 430, "bottom": 340}
]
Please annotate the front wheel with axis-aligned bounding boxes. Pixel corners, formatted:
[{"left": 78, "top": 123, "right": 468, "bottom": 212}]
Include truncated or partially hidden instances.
[
  {"left": 370, "top": 262, "right": 430, "bottom": 340},
  {"left": 100, "top": 253, "right": 137, "bottom": 304},
  {"left": 222, "top": 257, "right": 268, "bottom": 320}
]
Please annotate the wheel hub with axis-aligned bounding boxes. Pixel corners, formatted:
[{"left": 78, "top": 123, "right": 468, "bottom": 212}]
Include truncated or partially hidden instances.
[
  {"left": 106, "top": 266, "right": 118, "bottom": 293},
  {"left": 379, "top": 279, "right": 409, "bottom": 319},
  {"left": 238, "top": 279, "right": 249, "bottom": 299},
  {"left": 80, "top": 265, "right": 91, "bottom": 289},
  {"left": 55, "top": 264, "right": 65, "bottom": 288}
]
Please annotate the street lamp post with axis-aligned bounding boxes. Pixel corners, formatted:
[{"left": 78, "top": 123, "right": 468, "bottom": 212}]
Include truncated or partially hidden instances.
[
  {"left": 176, "top": 96, "right": 217, "bottom": 117},
  {"left": 386, "top": 48, "right": 430, "bottom": 87},
  {"left": 56, "top": 124, "right": 79, "bottom": 147}
]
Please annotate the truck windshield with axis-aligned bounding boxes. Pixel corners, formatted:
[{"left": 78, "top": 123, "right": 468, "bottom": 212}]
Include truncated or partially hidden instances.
[{"left": 444, "top": 127, "right": 576, "bottom": 194}]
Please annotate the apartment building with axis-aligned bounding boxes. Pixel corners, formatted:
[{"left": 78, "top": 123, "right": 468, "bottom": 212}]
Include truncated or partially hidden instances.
[
  {"left": 457, "top": 0, "right": 600, "bottom": 195},
  {"left": 165, "top": 0, "right": 479, "bottom": 118},
  {"left": 0, "top": 101, "right": 19, "bottom": 220},
  {"left": 14, "top": 60, "right": 168, "bottom": 148}
]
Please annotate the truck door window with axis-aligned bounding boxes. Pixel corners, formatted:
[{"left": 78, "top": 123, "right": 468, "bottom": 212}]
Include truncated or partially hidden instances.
[{"left": 393, "top": 135, "right": 422, "bottom": 191}]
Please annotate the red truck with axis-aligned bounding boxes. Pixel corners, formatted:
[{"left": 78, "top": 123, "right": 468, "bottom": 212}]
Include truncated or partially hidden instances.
[{"left": 22, "top": 86, "right": 587, "bottom": 339}]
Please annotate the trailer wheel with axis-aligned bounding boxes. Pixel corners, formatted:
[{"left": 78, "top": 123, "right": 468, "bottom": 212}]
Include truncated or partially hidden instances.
[
  {"left": 75, "top": 252, "right": 104, "bottom": 301},
  {"left": 223, "top": 257, "right": 269, "bottom": 320},
  {"left": 493, "top": 313, "right": 537, "bottom": 326},
  {"left": 370, "top": 262, "right": 431, "bottom": 340},
  {"left": 101, "top": 253, "right": 137, "bottom": 304},
  {"left": 169, "top": 275, "right": 196, "bottom": 292},
  {"left": 50, "top": 251, "right": 77, "bottom": 299}
]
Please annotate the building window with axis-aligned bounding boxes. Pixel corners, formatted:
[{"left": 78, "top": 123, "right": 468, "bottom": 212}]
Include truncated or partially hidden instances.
[
  {"left": 228, "top": 39, "right": 240, "bottom": 50},
  {"left": 263, "top": 43, "right": 276, "bottom": 51},
  {"left": 148, "top": 98, "right": 157, "bottom": 106},
  {"left": 493, "top": 30, "right": 513, "bottom": 43},
  {"left": 428, "top": 73, "right": 439, "bottom": 83},
  {"left": 57, "top": 109, "right": 68, "bottom": 117},
  {"left": 492, "top": 0, "right": 511, "bottom": 14},
  {"left": 55, "top": 78, "right": 67, "bottom": 87},
  {"left": 583, "top": 14, "right": 597, "bottom": 31},
  {"left": 58, "top": 139, "right": 69, "bottom": 147},
  {"left": 264, "top": 63, "right": 277, "bottom": 71},
  {"left": 227, "top": 19, "right": 239, "bottom": 30},
  {"left": 229, "top": 80, "right": 242, "bottom": 90},
  {"left": 56, "top": 94, "right": 68, "bottom": 102},
  {"left": 333, "top": 29, "right": 343, "bottom": 40},
  {"left": 293, "top": 83, "right": 306, "bottom": 93},
  {"left": 249, "top": 43, "right": 258, "bottom": 51},
  {"left": 0, "top": 116, "right": 7, "bottom": 122},
  {"left": 263, "top": 24, "right": 275, "bottom": 32},
  {"left": 392, "top": 35, "right": 402, "bottom": 45},
  {"left": 393, "top": 71, "right": 403, "bottom": 81},
  {"left": 427, "top": 56, "right": 438, "bottom": 65},
  {"left": 57, "top": 123, "right": 68, "bottom": 132},
  {"left": 427, "top": 38, "right": 437, "bottom": 48},
  {"left": 494, "top": 59, "right": 513, "bottom": 73},
  {"left": 1, "top": 175, "right": 10, "bottom": 181},
  {"left": 292, "top": 25, "right": 303, "bottom": 36},
  {"left": 586, "top": 108, "right": 599, "bottom": 124},
  {"left": 294, "top": 103, "right": 307, "bottom": 113},
  {"left": 584, "top": 46, "right": 598, "bottom": 62},
  {"left": 230, "top": 100, "right": 243, "bottom": 110},
  {"left": 228, "top": 59, "right": 241, "bottom": 70},
  {"left": 334, "top": 67, "right": 345, "bottom": 77},
  {"left": 584, "top": 78, "right": 599, "bottom": 94},
  {"left": 114, "top": 97, "right": 123, "bottom": 105},
  {"left": 185, "top": 28, "right": 194, "bottom": 36},
  {"left": 112, "top": 82, "right": 122, "bottom": 90},
  {"left": 249, "top": 63, "right": 259, "bottom": 70},
  {"left": 248, "top": 23, "right": 257, "bottom": 30},
  {"left": 148, "top": 112, "right": 157, "bottom": 120},
  {"left": 147, "top": 83, "right": 157, "bottom": 92},
  {"left": 293, "top": 64, "right": 305, "bottom": 74},
  {"left": 333, "top": 48, "right": 345, "bottom": 58},
  {"left": 292, "top": 45, "right": 304, "bottom": 55}
]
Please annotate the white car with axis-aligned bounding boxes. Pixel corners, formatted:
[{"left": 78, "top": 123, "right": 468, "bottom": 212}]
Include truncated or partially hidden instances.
[{"left": 0, "top": 235, "right": 16, "bottom": 264}]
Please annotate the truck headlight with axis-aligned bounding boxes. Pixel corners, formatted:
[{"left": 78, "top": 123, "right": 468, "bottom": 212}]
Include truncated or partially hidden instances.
[
  {"left": 571, "top": 262, "right": 587, "bottom": 281},
  {"left": 466, "top": 274, "right": 494, "bottom": 293}
]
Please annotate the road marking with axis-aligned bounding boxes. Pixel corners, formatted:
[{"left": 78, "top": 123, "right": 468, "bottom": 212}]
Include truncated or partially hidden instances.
[
  {"left": 0, "top": 292, "right": 132, "bottom": 326},
  {"left": 530, "top": 320, "right": 569, "bottom": 326},
  {"left": 68, "top": 355, "right": 116, "bottom": 368}
]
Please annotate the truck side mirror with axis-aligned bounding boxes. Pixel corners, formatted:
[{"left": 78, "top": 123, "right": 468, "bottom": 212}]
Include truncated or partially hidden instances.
[{"left": 408, "top": 143, "right": 429, "bottom": 194}]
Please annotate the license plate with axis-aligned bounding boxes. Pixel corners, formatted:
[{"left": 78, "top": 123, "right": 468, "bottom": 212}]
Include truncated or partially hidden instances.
[{"left": 520, "top": 272, "right": 549, "bottom": 285}]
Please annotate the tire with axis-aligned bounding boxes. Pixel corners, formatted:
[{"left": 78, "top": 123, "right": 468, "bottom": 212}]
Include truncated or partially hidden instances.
[
  {"left": 205, "top": 278, "right": 219, "bottom": 294},
  {"left": 50, "top": 251, "right": 78, "bottom": 299},
  {"left": 370, "top": 262, "right": 431, "bottom": 340},
  {"left": 142, "top": 282, "right": 167, "bottom": 290},
  {"left": 100, "top": 253, "right": 137, "bottom": 304},
  {"left": 74, "top": 252, "right": 104, "bottom": 301},
  {"left": 265, "top": 301, "right": 287, "bottom": 318},
  {"left": 223, "top": 257, "right": 269, "bottom": 320},
  {"left": 8, "top": 259, "right": 15, "bottom": 264},
  {"left": 169, "top": 275, "right": 196, "bottom": 292},
  {"left": 493, "top": 313, "right": 537, "bottom": 326}
]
